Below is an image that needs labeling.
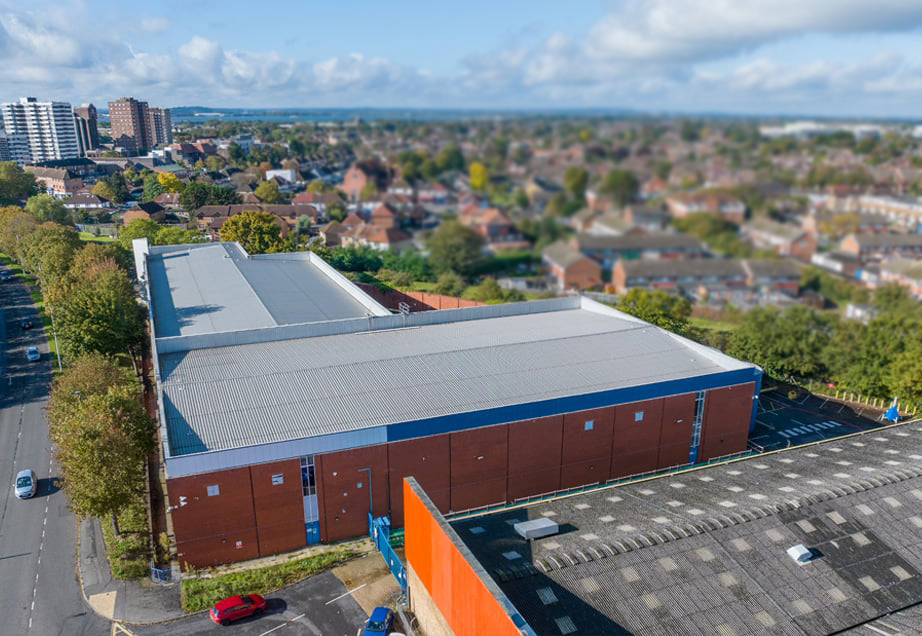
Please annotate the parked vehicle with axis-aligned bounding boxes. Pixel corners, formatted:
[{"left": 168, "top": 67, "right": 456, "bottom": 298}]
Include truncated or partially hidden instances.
[
  {"left": 15, "top": 469, "right": 37, "bottom": 499},
  {"left": 0, "top": 272, "right": 11, "bottom": 281},
  {"left": 26, "top": 346, "right": 40, "bottom": 361},
  {"left": 20, "top": 318, "right": 33, "bottom": 330},
  {"left": 209, "top": 594, "right": 266, "bottom": 626},
  {"left": 362, "top": 607, "right": 394, "bottom": 636}
]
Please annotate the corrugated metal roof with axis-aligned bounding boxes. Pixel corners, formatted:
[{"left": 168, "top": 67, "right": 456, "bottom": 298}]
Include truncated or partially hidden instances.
[
  {"left": 148, "top": 243, "right": 376, "bottom": 337},
  {"left": 160, "top": 308, "right": 752, "bottom": 456}
]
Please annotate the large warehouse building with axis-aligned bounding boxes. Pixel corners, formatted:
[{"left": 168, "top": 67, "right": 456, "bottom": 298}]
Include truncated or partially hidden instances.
[{"left": 134, "top": 240, "right": 762, "bottom": 569}]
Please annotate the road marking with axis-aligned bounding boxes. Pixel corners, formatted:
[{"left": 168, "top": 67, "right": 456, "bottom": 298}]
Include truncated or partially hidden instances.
[
  {"left": 258, "top": 614, "right": 306, "bottom": 636},
  {"left": 326, "top": 583, "right": 366, "bottom": 605},
  {"left": 112, "top": 623, "right": 136, "bottom": 636}
]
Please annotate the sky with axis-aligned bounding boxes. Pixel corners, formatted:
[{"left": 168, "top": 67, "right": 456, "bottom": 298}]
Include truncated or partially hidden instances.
[{"left": 3, "top": 0, "right": 922, "bottom": 118}]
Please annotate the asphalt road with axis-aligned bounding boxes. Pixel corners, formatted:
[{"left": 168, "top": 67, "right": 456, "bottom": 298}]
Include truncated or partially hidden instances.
[
  {"left": 0, "top": 269, "right": 109, "bottom": 635},
  {"left": 133, "top": 570, "right": 368, "bottom": 636}
]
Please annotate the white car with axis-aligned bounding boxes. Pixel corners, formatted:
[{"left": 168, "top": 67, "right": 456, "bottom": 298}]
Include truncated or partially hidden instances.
[
  {"left": 15, "top": 469, "right": 37, "bottom": 499},
  {"left": 26, "top": 346, "right": 40, "bottom": 361}
]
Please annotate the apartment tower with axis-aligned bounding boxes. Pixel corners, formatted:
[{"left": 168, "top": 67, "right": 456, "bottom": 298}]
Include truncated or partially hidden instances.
[
  {"left": 108, "top": 97, "right": 152, "bottom": 153},
  {"left": 73, "top": 103, "right": 100, "bottom": 156},
  {"left": 0, "top": 97, "right": 79, "bottom": 162}
]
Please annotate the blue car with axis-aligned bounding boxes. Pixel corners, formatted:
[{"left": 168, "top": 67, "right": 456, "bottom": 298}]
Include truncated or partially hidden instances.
[{"left": 362, "top": 606, "right": 394, "bottom": 636}]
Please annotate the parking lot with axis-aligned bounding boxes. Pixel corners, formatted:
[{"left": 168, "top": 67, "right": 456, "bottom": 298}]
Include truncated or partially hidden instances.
[{"left": 749, "top": 387, "right": 890, "bottom": 451}]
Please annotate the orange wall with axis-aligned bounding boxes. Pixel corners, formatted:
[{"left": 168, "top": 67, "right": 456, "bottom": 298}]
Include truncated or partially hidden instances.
[{"left": 404, "top": 479, "right": 524, "bottom": 636}]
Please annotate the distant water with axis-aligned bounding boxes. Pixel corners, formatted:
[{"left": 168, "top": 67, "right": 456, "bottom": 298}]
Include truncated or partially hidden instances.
[{"left": 165, "top": 107, "right": 633, "bottom": 124}]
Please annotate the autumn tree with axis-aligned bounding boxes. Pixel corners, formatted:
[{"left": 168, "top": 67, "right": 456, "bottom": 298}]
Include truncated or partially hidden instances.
[
  {"left": 156, "top": 172, "right": 185, "bottom": 193},
  {"left": 219, "top": 210, "right": 282, "bottom": 254},
  {"left": 119, "top": 218, "right": 162, "bottom": 250},
  {"left": 0, "top": 211, "right": 38, "bottom": 261},
  {"left": 92, "top": 180, "right": 116, "bottom": 202},
  {"left": 50, "top": 385, "right": 153, "bottom": 534},
  {"left": 254, "top": 180, "right": 282, "bottom": 203},
  {"left": 18, "top": 222, "right": 82, "bottom": 288},
  {"left": 469, "top": 161, "right": 488, "bottom": 191}
]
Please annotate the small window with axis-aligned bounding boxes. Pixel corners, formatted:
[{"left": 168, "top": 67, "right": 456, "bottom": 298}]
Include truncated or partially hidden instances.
[
  {"left": 634, "top": 411, "right": 644, "bottom": 422},
  {"left": 206, "top": 484, "right": 220, "bottom": 497},
  {"left": 271, "top": 474, "right": 284, "bottom": 486},
  {"left": 584, "top": 420, "right": 594, "bottom": 431}
]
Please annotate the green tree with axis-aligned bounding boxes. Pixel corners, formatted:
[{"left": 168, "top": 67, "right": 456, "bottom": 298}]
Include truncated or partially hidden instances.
[
  {"left": 72, "top": 242, "right": 130, "bottom": 273},
  {"left": 46, "top": 353, "right": 130, "bottom": 429},
  {"left": 600, "top": 169, "right": 639, "bottom": 206},
  {"left": 227, "top": 141, "right": 246, "bottom": 164},
  {"left": 307, "top": 180, "right": 334, "bottom": 193},
  {"left": 436, "top": 144, "right": 465, "bottom": 173},
  {"left": 50, "top": 385, "right": 153, "bottom": 534},
  {"left": 618, "top": 288, "right": 696, "bottom": 337},
  {"left": 141, "top": 173, "right": 163, "bottom": 203},
  {"left": 563, "top": 166, "right": 588, "bottom": 201},
  {"left": 426, "top": 219, "right": 485, "bottom": 276},
  {"left": 0, "top": 211, "right": 38, "bottom": 261},
  {"left": 219, "top": 210, "right": 282, "bottom": 254},
  {"left": 155, "top": 226, "right": 206, "bottom": 246},
  {"left": 359, "top": 181, "right": 379, "bottom": 200},
  {"left": 469, "top": 161, "right": 488, "bottom": 191},
  {"left": 19, "top": 222, "right": 82, "bottom": 287},
  {"left": 92, "top": 180, "right": 116, "bottom": 202},
  {"left": 119, "top": 218, "right": 162, "bottom": 250},
  {"left": 104, "top": 172, "right": 130, "bottom": 204},
  {"left": 380, "top": 248, "right": 433, "bottom": 281},
  {"left": 25, "top": 194, "right": 70, "bottom": 225},
  {"left": 295, "top": 215, "right": 313, "bottom": 236},
  {"left": 49, "top": 261, "right": 145, "bottom": 364},
  {"left": 204, "top": 155, "right": 227, "bottom": 172},
  {"left": 465, "top": 277, "right": 522, "bottom": 303},
  {"left": 179, "top": 182, "right": 210, "bottom": 211},
  {"left": 433, "top": 271, "right": 467, "bottom": 297},
  {"left": 728, "top": 305, "right": 831, "bottom": 380},
  {"left": 0, "top": 162, "right": 38, "bottom": 204},
  {"left": 254, "top": 180, "right": 282, "bottom": 203}
]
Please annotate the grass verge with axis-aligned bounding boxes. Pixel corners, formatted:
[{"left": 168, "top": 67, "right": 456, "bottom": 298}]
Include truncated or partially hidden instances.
[
  {"left": 181, "top": 549, "right": 356, "bottom": 613},
  {"left": 100, "top": 489, "right": 152, "bottom": 579}
]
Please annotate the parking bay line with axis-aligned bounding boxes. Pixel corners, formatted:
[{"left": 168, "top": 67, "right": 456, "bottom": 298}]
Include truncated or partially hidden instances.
[
  {"left": 326, "top": 583, "right": 366, "bottom": 605},
  {"left": 258, "top": 614, "right": 306, "bottom": 636}
]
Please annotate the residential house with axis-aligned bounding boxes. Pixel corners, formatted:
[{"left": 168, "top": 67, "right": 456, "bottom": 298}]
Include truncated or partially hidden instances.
[
  {"left": 665, "top": 191, "right": 746, "bottom": 223},
  {"left": 194, "top": 204, "right": 315, "bottom": 239},
  {"left": 291, "top": 191, "right": 345, "bottom": 214},
  {"left": 318, "top": 221, "right": 344, "bottom": 247},
  {"left": 802, "top": 210, "right": 890, "bottom": 239},
  {"left": 640, "top": 177, "right": 668, "bottom": 199},
  {"left": 340, "top": 211, "right": 367, "bottom": 230},
  {"left": 340, "top": 223, "right": 413, "bottom": 252},
  {"left": 623, "top": 205, "right": 670, "bottom": 233},
  {"left": 369, "top": 203, "right": 399, "bottom": 229},
  {"left": 265, "top": 169, "right": 298, "bottom": 185},
  {"left": 586, "top": 211, "right": 644, "bottom": 237},
  {"left": 387, "top": 178, "right": 413, "bottom": 197},
  {"left": 839, "top": 233, "right": 922, "bottom": 262},
  {"left": 25, "top": 166, "right": 83, "bottom": 197},
  {"left": 568, "top": 208, "right": 599, "bottom": 233},
  {"left": 417, "top": 181, "right": 449, "bottom": 204},
  {"left": 542, "top": 240, "right": 602, "bottom": 291},
  {"left": 342, "top": 160, "right": 391, "bottom": 201},
  {"left": 458, "top": 207, "right": 530, "bottom": 252},
  {"left": 612, "top": 258, "right": 800, "bottom": 298},
  {"left": 122, "top": 201, "right": 167, "bottom": 225},
  {"left": 153, "top": 192, "right": 182, "bottom": 209},
  {"left": 878, "top": 257, "right": 922, "bottom": 298},
  {"left": 810, "top": 250, "right": 862, "bottom": 277},
  {"left": 572, "top": 234, "right": 705, "bottom": 269},
  {"left": 741, "top": 217, "right": 817, "bottom": 261},
  {"left": 62, "top": 192, "right": 108, "bottom": 211}
]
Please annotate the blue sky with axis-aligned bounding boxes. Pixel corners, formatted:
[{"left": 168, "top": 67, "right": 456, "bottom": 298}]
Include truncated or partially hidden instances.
[{"left": 3, "top": 0, "right": 922, "bottom": 117}]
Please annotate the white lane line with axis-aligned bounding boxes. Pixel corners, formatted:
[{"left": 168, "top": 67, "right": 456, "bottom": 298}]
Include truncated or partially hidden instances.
[
  {"left": 258, "top": 614, "right": 306, "bottom": 636},
  {"left": 325, "top": 584, "right": 366, "bottom": 605}
]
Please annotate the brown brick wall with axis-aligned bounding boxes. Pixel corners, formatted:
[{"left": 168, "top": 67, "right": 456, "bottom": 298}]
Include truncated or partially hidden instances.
[
  {"left": 388, "top": 434, "right": 451, "bottom": 521},
  {"left": 249, "top": 459, "right": 305, "bottom": 557},
  {"left": 316, "top": 445, "right": 389, "bottom": 542},
  {"left": 169, "top": 466, "right": 258, "bottom": 569},
  {"left": 699, "top": 383, "right": 755, "bottom": 461}
]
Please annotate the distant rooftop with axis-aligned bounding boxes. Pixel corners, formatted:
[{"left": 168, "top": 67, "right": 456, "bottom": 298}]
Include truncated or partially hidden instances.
[
  {"left": 145, "top": 242, "right": 385, "bottom": 338},
  {"left": 454, "top": 419, "right": 922, "bottom": 635}
]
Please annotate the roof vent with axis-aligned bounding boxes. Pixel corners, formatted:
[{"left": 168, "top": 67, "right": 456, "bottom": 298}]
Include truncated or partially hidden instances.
[
  {"left": 786, "top": 544, "right": 814, "bottom": 565},
  {"left": 515, "top": 518, "right": 559, "bottom": 540}
]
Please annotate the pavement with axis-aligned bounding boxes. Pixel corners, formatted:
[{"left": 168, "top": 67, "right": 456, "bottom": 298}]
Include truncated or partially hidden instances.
[{"left": 0, "top": 265, "right": 109, "bottom": 635}]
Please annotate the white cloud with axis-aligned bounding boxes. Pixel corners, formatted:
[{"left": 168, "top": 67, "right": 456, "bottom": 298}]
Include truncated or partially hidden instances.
[{"left": 140, "top": 16, "right": 169, "bottom": 34}]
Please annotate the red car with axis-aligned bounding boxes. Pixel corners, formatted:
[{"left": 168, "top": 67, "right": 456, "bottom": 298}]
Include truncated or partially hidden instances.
[{"left": 209, "top": 594, "right": 266, "bottom": 625}]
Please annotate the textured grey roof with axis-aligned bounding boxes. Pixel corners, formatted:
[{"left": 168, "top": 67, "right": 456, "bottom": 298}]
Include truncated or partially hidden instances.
[
  {"left": 159, "top": 306, "right": 752, "bottom": 456},
  {"left": 455, "top": 420, "right": 922, "bottom": 636},
  {"left": 621, "top": 258, "right": 747, "bottom": 279},
  {"left": 542, "top": 240, "right": 590, "bottom": 269},
  {"left": 853, "top": 233, "right": 922, "bottom": 248},
  {"left": 575, "top": 233, "right": 704, "bottom": 251},
  {"left": 148, "top": 243, "right": 376, "bottom": 337}
]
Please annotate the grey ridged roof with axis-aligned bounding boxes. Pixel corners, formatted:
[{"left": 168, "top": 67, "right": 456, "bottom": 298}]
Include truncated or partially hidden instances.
[
  {"left": 456, "top": 420, "right": 922, "bottom": 636},
  {"left": 160, "top": 306, "right": 752, "bottom": 456},
  {"left": 147, "top": 243, "right": 379, "bottom": 337}
]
